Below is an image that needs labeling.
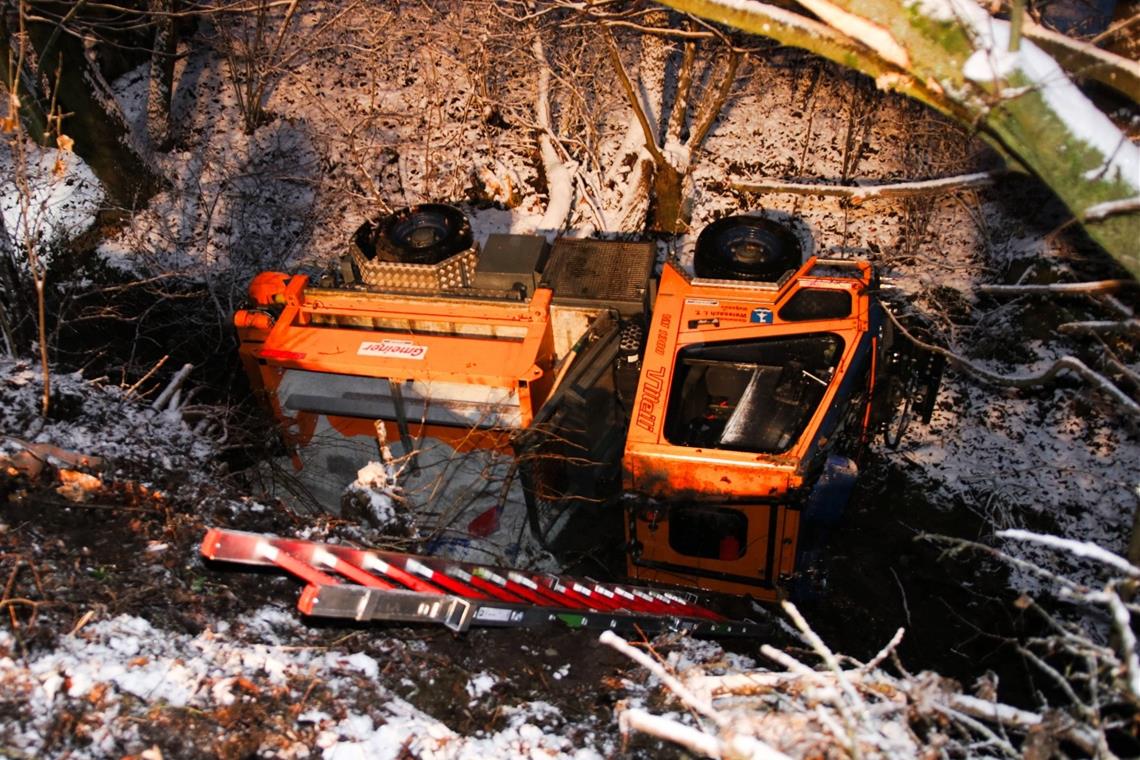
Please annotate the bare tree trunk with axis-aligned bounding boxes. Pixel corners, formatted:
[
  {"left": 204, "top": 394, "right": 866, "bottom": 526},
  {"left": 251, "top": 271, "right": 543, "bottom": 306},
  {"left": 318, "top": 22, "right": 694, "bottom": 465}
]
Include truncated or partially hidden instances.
[
  {"left": 24, "top": 2, "right": 163, "bottom": 207},
  {"left": 147, "top": 0, "right": 177, "bottom": 151},
  {"left": 599, "top": 8, "right": 748, "bottom": 234},
  {"left": 650, "top": 161, "right": 685, "bottom": 233}
]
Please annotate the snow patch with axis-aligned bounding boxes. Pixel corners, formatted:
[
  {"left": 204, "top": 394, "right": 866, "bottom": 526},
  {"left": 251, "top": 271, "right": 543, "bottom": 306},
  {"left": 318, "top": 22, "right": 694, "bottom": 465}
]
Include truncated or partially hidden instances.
[
  {"left": 344, "top": 461, "right": 402, "bottom": 529},
  {"left": 466, "top": 671, "right": 497, "bottom": 699},
  {"left": 1, "top": 613, "right": 610, "bottom": 759},
  {"left": 0, "top": 358, "right": 217, "bottom": 474},
  {"left": 0, "top": 140, "right": 103, "bottom": 255}
]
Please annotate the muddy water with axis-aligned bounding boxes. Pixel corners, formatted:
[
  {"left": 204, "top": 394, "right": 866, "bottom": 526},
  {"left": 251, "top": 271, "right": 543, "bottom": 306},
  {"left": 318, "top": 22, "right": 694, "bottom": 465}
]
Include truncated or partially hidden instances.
[{"left": 791, "top": 454, "right": 1039, "bottom": 699}]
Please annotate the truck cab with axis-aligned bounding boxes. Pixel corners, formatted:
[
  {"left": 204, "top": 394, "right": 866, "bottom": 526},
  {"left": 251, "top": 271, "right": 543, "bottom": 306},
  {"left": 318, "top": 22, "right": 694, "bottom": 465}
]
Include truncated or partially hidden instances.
[{"left": 623, "top": 256, "right": 883, "bottom": 599}]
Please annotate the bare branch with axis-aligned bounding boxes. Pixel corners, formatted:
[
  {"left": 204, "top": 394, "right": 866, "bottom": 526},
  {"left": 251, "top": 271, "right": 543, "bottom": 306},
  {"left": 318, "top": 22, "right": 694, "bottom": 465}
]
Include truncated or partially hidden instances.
[
  {"left": 978, "top": 280, "right": 1137, "bottom": 296},
  {"left": 1084, "top": 196, "right": 1140, "bottom": 222},
  {"left": 152, "top": 363, "right": 194, "bottom": 412},
  {"left": 617, "top": 708, "right": 723, "bottom": 758},
  {"left": 687, "top": 49, "right": 740, "bottom": 149},
  {"left": 995, "top": 529, "right": 1140, "bottom": 578},
  {"left": 1057, "top": 319, "right": 1140, "bottom": 336},
  {"left": 599, "top": 630, "right": 724, "bottom": 727},
  {"left": 665, "top": 36, "right": 697, "bottom": 146},
  {"left": 1105, "top": 586, "right": 1140, "bottom": 704},
  {"left": 600, "top": 24, "right": 666, "bottom": 167},
  {"left": 531, "top": 30, "right": 574, "bottom": 232},
  {"left": 883, "top": 307, "right": 1140, "bottom": 418},
  {"left": 861, "top": 627, "right": 905, "bottom": 672}
]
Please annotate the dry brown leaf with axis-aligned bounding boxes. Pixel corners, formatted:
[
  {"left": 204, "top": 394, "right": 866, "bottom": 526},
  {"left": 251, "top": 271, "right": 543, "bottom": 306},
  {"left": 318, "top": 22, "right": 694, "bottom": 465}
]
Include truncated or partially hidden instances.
[
  {"left": 234, "top": 676, "right": 261, "bottom": 696},
  {"left": 56, "top": 470, "right": 103, "bottom": 502},
  {"left": 87, "top": 682, "right": 108, "bottom": 705}
]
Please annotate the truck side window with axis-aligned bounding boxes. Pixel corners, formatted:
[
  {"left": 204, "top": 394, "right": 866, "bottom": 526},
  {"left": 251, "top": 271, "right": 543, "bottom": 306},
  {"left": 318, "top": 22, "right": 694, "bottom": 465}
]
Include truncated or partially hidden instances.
[
  {"left": 668, "top": 504, "right": 748, "bottom": 561},
  {"left": 778, "top": 288, "right": 851, "bottom": 321},
  {"left": 664, "top": 334, "right": 843, "bottom": 454}
]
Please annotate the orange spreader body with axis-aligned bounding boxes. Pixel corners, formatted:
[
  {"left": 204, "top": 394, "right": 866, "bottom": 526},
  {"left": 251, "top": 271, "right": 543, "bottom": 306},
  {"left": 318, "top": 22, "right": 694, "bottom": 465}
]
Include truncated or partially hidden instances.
[
  {"left": 234, "top": 274, "right": 557, "bottom": 455},
  {"left": 235, "top": 251, "right": 890, "bottom": 603}
]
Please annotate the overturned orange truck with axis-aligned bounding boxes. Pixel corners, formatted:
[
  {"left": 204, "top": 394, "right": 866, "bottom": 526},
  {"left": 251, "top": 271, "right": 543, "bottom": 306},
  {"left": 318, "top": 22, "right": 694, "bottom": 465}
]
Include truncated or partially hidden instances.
[{"left": 234, "top": 205, "right": 940, "bottom": 601}]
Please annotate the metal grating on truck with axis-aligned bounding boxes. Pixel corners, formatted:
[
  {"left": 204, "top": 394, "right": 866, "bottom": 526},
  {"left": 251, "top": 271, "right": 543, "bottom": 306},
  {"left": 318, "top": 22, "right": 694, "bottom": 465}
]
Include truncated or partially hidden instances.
[{"left": 542, "top": 239, "right": 656, "bottom": 317}]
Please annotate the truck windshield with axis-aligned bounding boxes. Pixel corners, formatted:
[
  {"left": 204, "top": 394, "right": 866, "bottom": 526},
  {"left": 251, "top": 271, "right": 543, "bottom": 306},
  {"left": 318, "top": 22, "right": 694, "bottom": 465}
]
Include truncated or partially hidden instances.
[{"left": 663, "top": 334, "right": 843, "bottom": 454}]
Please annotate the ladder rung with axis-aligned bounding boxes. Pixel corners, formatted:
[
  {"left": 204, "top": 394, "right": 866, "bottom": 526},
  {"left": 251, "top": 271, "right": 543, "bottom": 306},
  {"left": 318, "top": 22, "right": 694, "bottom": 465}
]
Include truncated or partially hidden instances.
[
  {"left": 514, "top": 574, "right": 591, "bottom": 610},
  {"left": 310, "top": 548, "right": 395, "bottom": 589},
  {"left": 455, "top": 569, "right": 528, "bottom": 604},
  {"left": 362, "top": 555, "right": 444, "bottom": 595},
  {"left": 405, "top": 559, "right": 491, "bottom": 601},
  {"left": 258, "top": 542, "right": 341, "bottom": 587}
]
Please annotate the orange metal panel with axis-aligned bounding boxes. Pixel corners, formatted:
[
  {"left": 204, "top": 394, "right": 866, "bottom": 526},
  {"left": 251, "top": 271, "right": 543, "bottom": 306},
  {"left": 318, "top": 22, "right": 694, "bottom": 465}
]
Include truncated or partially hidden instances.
[
  {"left": 237, "top": 277, "right": 558, "bottom": 448},
  {"left": 624, "top": 260, "right": 868, "bottom": 500},
  {"left": 625, "top": 502, "right": 788, "bottom": 600}
]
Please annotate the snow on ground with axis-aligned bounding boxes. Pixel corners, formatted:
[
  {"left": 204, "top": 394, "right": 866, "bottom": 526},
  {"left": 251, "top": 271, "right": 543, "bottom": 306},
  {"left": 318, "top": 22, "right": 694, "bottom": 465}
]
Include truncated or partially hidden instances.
[
  {"left": 0, "top": 358, "right": 216, "bottom": 475},
  {"left": 0, "top": 140, "right": 103, "bottom": 255},
  {"left": 898, "top": 376, "right": 1138, "bottom": 546},
  {"left": 0, "top": 609, "right": 608, "bottom": 760},
  {"left": 1, "top": 3, "right": 1138, "bottom": 757},
  {"left": 5, "top": 0, "right": 1133, "bottom": 605}
]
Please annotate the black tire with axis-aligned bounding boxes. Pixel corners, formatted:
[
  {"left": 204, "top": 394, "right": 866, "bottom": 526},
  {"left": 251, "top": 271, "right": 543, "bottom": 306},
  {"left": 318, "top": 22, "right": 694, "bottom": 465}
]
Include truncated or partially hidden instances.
[
  {"left": 694, "top": 214, "right": 804, "bottom": 282},
  {"left": 353, "top": 204, "right": 473, "bottom": 265}
]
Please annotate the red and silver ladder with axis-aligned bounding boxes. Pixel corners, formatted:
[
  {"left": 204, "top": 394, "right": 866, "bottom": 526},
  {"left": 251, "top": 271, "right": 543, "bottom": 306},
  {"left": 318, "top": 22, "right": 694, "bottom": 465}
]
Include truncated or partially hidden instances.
[{"left": 201, "top": 528, "right": 762, "bottom": 636}]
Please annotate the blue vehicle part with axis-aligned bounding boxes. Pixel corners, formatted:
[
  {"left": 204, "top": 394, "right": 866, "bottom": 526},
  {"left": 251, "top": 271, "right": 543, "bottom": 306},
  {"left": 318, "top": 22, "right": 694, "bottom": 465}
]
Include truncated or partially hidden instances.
[{"left": 791, "top": 454, "right": 859, "bottom": 601}]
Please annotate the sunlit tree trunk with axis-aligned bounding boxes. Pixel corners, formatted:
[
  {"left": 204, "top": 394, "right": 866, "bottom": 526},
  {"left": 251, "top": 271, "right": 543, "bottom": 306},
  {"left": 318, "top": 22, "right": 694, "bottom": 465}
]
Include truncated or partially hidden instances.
[{"left": 147, "top": 0, "right": 177, "bottom": 151}]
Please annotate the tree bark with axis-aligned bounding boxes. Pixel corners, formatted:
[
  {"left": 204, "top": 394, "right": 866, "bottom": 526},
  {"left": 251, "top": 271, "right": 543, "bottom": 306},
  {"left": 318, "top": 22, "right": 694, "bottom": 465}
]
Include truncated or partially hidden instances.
[
  {"left": 650, "top": 160, "right": 684, "bottom": 233},
  {"left": 147, "top": 0, "right": 177, "bottom": 151},
  {"left": 24, "top": 2, "right": 163, "bottom": 207}
]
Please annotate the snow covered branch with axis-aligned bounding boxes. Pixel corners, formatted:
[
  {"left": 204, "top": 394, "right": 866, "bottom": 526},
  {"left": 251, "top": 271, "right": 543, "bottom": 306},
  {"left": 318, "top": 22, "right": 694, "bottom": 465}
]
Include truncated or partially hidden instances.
[
  {"left": 152, "top": 362, "right": 194, "bottom": 413},
  {"left": 600, "top": 597, "right": 1114, "bottom": 758},
  {"left": 995, "top": 529, "right": 1140, "bottom": 578},
  {"left": 926, "top": 529, "right": 1140, "bottom": 737},
  {"left": 1021, "top": 17, "right": 1140, "bottom": 104},
  {"left": 661, "top": 0, "right": 1140, "bottom": 275},
  {"left": 977, "top": 279, "right": 1136, "bottom": 296},
  {"left": 531, "top": 32, "right": 574, "bottom": 234},
  {"left": 1084, "top": 196, "right": 1140, "bottom": 223},
  {"left": 732, "top": 170, "right": 998, "bottom": 201}
]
